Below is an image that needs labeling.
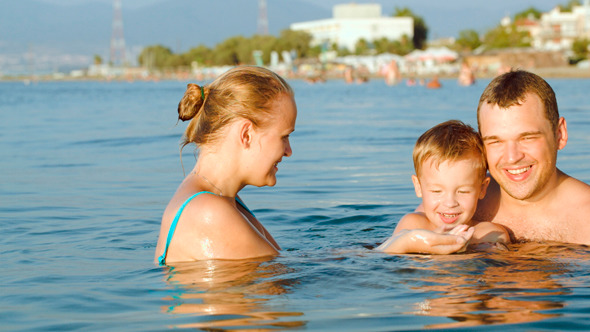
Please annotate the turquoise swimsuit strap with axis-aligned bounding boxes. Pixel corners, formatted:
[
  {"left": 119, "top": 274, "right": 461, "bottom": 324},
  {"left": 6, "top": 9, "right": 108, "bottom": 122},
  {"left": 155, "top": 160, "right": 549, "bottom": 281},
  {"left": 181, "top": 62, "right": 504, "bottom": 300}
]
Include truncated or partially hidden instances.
[
  {"left": 158, "top": 192, "right": 255, "bottom": 266},
  {"left": 236, "top": 196, "right": 255, "bottom": 217},
  {"left": 158, "top": 191, "right": 214, "bottom": 266}
]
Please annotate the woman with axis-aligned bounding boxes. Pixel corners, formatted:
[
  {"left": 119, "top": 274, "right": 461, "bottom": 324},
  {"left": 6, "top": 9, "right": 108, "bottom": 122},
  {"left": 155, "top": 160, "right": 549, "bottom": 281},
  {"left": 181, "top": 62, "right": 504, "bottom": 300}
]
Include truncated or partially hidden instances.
[{"left": 155, "top": 66, "right": 297, "bottom": 265}]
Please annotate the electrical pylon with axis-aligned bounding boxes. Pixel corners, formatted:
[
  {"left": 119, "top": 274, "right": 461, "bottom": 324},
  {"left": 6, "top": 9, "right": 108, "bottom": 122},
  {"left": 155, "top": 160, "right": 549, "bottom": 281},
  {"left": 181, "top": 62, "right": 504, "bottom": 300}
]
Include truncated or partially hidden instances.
[
  {"left": 110, "top": 0, "right": 126, "bottom": 66},
  {"left": 258, "top": 0, "right": 268, "bottom": 35}
]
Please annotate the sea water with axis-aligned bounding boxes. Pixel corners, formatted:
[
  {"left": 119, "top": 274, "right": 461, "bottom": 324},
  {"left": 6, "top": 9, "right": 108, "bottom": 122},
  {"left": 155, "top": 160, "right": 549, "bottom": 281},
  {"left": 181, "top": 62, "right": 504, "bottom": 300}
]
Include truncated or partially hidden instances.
[{"left": 2, "top": 76, "right": 590, "bottom": 331}]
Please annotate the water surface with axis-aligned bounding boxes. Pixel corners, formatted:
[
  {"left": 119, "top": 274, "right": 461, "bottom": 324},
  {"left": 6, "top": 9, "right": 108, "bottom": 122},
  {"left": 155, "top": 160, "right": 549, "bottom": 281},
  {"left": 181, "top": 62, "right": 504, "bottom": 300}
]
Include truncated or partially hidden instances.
[{"left": 2, "top": 77, "right": 590, "bottom": 331}]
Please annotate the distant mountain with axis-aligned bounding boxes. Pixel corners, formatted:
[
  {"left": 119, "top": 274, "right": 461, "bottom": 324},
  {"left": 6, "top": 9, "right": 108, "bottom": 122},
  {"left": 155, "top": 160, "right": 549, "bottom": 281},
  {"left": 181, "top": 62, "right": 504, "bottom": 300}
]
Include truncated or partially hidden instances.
[{"left": 0, "top": 0, "right": 330, "bottom": 74}]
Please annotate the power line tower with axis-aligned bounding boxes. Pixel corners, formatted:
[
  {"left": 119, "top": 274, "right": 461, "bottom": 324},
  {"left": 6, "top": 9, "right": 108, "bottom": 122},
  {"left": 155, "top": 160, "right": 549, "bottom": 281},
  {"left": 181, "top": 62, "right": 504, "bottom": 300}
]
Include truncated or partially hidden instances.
[
  {"left": 110, "top": 0, "right": 126, "bottom": 66},
  {"left": 257, "top": 0, "right": 268, "bottom": 35}
]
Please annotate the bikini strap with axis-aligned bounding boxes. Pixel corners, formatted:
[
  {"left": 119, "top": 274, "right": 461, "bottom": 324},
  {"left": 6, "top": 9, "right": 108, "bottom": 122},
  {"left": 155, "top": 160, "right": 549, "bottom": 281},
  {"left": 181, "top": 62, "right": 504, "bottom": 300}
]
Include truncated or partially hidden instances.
[
  {"left": 236, "top": 196, "right": 256, "bottom": 217},
  {"left": 158, "top": 191, "right": 215, "bottom": 266}
]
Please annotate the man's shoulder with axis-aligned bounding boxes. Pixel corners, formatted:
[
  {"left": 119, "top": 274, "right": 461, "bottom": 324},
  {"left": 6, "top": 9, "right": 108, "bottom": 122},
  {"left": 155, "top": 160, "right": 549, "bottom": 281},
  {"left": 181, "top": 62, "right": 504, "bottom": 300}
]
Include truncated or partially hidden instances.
[
  {"left": 562, "top": 173, "right": 590, "bottom": 192},
  {"left": 557, "top": 173, "right": 590, "bottom": 206},
  {"left": 555, "top": 174, "right": 590, "bottom": 244}
]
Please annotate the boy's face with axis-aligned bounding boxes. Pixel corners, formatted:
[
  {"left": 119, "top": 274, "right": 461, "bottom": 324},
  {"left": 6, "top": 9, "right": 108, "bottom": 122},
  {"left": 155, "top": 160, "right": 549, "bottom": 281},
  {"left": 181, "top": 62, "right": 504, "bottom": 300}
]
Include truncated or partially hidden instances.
[{"left": 412, "top": 156, "right": 490, "bottom": 231}]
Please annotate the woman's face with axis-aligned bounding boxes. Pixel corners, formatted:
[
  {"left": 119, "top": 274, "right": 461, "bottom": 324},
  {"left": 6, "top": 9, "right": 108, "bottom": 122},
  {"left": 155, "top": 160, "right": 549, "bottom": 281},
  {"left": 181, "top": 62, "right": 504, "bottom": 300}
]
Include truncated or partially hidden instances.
[{"left": 248, "top": 93, "right": 297, "bottom": 187}]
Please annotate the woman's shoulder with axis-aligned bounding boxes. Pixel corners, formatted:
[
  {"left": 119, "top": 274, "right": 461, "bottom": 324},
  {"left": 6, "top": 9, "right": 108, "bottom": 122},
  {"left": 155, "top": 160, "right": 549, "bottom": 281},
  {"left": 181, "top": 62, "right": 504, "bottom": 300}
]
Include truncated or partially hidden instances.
[
  {"left": 163, "top": 191, "right": 222, "bottom": 221},
  {"left": 168, "top": 192, "right": 279, "bottom": 261},
  {"left": 179, "top": 192, "right": 246, "bottom": 227}
]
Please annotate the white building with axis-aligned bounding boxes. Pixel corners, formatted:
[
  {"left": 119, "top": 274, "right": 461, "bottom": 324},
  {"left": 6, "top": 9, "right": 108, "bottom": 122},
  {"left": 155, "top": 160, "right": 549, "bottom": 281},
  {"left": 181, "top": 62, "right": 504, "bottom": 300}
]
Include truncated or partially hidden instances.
[
  {"left": 290, "top": 3, "right": 414, "bottom": 52},
  {"left": 535, "top": 1, "right": 590, "bottom": 51}
]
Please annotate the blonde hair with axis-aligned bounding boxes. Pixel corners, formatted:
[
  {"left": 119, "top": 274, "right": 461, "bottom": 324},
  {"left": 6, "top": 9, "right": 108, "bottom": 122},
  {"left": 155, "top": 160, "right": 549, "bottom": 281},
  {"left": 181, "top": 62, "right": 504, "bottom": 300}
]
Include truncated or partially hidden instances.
[
  {"left": 177, "top": 66, "right": 293, "bottom": 150},
  {"left": 413, "top": 120, "right": 487, "bottom": 180}
]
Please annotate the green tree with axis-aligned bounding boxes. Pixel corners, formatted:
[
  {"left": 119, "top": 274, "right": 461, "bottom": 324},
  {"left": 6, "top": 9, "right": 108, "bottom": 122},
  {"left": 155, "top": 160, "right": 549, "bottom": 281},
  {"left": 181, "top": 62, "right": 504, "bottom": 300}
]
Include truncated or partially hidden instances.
[
  {"left": 93, "top": 55, "right": 103, "bottom": 65},
  {"left": 483, "top": 25, "right": 531, "bottom": 49},
  {"left": 136, "top": 29, "right": 327, "bottom": 68},
  {"left": 559, "top": 0, "right": 581, "bottom": 12},
  {"left": 164, "top": 54, "right": 186, "bottom": 68},
  {"left": 373, "top": 37, "right": 391, "bottom": 54},
  {"left": 354, "top": 38, "right": 371, "bottom": 55},
  {"left": 211, "top": 36, "right": 250, "bottom": 65},
  {"left": 307, "top": 45, "right": 323, "bottom": 57},
  {"left": 250, "top": 34, "right": 279, "bottom": 64},
  {"left": 572, "top": 38, "right": 590, "bottom": 61},
  {"left": 372, "top": 36, "right": 412, "bottom": 55},
  {"left": 395, "top": 35, "right": 414, "bottom": 55},
  {"left": 455, "top": 29, "right": 481, "bottom": 51},
  {"left": 514, "top": 7, "right": 542, "bottom": 20},
  {"left": 336, "top": 46, "right": 352, "bottom": 57},
  {"left": 394, "top": 7, "right": 428, "bottom": 50},
  {"left": 183, "top": 45, "right": 213, "bottom": 66},
  {"left": 138, "top": 45, "right": 174, "bottom": 69},
  {"left": 274, "top": 29, "right": 312, "bottom": 58}
]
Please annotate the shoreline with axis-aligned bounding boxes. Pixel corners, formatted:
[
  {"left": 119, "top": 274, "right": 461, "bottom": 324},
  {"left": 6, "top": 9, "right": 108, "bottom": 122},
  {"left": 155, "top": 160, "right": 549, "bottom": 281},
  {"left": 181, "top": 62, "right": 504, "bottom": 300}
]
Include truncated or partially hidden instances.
[{"left": 2, "top": 66, "right": 590, "bottom": 83}]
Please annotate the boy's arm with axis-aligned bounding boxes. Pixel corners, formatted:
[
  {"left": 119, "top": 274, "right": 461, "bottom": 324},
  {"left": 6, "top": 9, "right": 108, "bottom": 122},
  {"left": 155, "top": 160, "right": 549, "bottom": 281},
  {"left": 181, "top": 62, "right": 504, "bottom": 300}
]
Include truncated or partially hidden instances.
[
  {"left": 392, "top": 212, "right": 431, "bottom": 234},
  {"left": 377, "top": 213, "right": 474, "bottom": 254}
]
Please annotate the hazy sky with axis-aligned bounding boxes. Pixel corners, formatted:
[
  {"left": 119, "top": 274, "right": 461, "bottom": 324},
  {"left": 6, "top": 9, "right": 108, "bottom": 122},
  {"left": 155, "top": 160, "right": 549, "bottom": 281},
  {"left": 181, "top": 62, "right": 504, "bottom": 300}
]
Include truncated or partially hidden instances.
[{"left": 37, "top": 0, "right": 567, "bottom": 39}]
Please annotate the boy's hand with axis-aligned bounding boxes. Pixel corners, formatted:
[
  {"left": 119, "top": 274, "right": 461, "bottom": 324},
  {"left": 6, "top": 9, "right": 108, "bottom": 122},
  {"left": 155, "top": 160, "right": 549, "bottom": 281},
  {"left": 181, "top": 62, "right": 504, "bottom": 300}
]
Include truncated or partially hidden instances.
[
  {"left": 380, "top": 226, "right": 474, "bottom": 255},
  {"left": 444, "top": 224, "right": 474, "bottom": 253},
  {"left": 446, "top": 224, "right": 474, "bottom": 239}
]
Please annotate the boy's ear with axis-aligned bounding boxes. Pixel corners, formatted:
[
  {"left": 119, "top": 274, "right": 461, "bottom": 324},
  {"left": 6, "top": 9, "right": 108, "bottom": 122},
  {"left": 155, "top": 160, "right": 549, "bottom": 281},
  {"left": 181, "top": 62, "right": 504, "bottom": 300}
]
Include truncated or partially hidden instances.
[
  {"left": 479, "top": 176, "right": 491, "bottom": 199},
  {"left": 411, "top": 175, "right": 423, "bottom": 198}
]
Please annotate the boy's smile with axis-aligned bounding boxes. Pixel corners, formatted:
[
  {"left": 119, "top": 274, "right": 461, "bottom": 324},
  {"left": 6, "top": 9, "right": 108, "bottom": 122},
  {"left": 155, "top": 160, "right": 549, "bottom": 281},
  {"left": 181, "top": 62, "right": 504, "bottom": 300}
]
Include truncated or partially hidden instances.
[{"left": 412, "top": 156, "right": 490, "bottom": 231}]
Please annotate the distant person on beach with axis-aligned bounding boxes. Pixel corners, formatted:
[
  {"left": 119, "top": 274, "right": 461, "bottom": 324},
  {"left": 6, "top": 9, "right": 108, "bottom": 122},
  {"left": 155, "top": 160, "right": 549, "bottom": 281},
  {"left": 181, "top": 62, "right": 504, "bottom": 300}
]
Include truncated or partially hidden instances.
[
  {"left": 344, "top": 65, "right": 354, "bottom": 84},
  {"left": 155, "top": 66, "right": 297, "bottom": 265},
  {"left": 377, "top": 120, "right": 510, "bottom": 254},
  {"left": 356, "top": 64, "right": 370, "bottom": 83},
  {"left": 458, "top": 62, "right": 475, "bottom": 86},
  {"left": 473, "top": 69, "right": 590, "bottom": 244},
  {"left": 383, "top": 60, "right": 401, "bottom": 86}
]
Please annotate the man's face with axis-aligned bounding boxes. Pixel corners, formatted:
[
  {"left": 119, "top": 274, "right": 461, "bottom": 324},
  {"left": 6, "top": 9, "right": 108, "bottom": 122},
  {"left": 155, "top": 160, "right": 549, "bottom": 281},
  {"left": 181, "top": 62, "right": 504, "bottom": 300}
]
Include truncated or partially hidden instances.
[{"left": 479, "top": 93, "right": 566, "bottom": 201}]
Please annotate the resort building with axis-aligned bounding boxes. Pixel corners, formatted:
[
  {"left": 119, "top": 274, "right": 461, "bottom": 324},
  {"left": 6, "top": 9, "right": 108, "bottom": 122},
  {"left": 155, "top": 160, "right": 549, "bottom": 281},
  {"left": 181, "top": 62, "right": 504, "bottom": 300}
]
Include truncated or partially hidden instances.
[
  {"left": 535, "top": 1, "right": 590, "bottom": 51},
  {"left": 502, "top": 0, "right": 590, "bottom": 51},
  {"left": 290, "top": 3, "right": 413, "bottom": 52}
]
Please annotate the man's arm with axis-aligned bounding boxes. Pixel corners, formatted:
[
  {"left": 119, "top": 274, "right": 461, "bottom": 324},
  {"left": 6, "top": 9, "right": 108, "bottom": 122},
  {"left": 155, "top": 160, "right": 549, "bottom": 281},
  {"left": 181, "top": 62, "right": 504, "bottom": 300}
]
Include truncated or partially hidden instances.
[{"left": 471, "top": 221, "right": 510, "bottom": 244}]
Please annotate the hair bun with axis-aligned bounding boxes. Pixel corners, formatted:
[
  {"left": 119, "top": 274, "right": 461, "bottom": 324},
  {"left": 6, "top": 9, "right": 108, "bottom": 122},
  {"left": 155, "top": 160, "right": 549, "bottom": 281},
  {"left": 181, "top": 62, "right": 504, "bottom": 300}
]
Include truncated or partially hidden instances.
[{"left": 177, "top": 83, "right": 205, "bottom": 121}]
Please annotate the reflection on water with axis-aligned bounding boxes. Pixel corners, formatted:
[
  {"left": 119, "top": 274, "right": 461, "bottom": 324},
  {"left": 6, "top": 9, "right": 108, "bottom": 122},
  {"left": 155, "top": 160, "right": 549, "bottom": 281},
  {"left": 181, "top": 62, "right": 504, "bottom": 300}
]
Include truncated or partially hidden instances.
[
  {"left": 405, "top": 242, "right": 589, "bottom": 329},
  {"left": 159, "top": 241, "right": 590, "bottom": 330},
  {"left": 4, "top": 80, "right": 590, "bottom": 330},
  {"left": 161, "top": 259, "right": 305, "bottom": 330}
]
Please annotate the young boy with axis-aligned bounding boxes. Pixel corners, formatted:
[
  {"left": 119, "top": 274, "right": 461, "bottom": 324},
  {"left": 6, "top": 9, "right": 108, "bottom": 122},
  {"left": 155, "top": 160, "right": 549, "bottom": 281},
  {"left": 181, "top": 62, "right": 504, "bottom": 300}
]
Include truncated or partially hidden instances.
[{"left": 378, "top": 120, "right": 510, "bottom": 254}]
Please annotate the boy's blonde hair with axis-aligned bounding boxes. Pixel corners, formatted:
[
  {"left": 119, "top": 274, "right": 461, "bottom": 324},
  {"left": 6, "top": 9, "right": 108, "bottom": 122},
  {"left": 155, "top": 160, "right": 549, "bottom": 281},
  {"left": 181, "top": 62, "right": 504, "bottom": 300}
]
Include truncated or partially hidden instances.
[{"left": 413, "top": 120, "right": 487, "bottom": 179}]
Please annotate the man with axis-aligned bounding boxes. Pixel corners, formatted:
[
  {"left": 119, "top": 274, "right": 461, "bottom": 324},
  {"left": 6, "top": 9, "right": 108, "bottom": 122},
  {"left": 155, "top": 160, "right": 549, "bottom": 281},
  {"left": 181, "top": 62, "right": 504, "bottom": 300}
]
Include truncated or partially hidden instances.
[{"left": 474, "top": 69, "right": 590, "bottom": 244}]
